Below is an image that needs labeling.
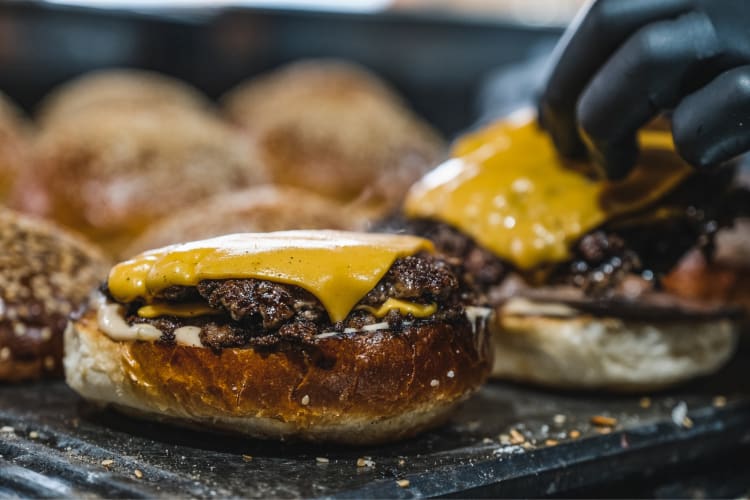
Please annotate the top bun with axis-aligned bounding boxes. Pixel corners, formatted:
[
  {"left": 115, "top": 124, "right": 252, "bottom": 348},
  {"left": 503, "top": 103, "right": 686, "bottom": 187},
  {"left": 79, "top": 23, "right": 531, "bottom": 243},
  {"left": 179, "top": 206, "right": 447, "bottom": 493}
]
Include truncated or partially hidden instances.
[
  {"left": 18, "top": 105, "right": 266, "bottom": 255},
  {"left": 223, "top": 59, "right": 445, "bottom": 215},
  {"left": 36, "top": 69, "right": 211, "bottom": 127},
  {"left": 123, "top": 185, "right": 373, "bottom": 257}
]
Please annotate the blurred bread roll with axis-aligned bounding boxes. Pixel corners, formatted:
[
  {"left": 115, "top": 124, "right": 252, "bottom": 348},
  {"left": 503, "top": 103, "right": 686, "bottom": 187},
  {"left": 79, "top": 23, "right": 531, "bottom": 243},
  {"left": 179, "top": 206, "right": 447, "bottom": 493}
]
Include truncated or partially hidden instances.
[
  {"left": 124, "top": 185, "right": 371, "bottom": 256},
  {"left": 36, "top": 69, "right": 212, "bottom": 127},
  {"left": 223, "top": 60, "right": 446, "bottom": 215},
  {"left": 0, "top": 208, "right": 108, "bottom": 382},
  {"left": 0, "top": 92, "right": 32, "bottom": 203},
  {"left": 18, "top": 105, "right": 266, "bottom": 255}
]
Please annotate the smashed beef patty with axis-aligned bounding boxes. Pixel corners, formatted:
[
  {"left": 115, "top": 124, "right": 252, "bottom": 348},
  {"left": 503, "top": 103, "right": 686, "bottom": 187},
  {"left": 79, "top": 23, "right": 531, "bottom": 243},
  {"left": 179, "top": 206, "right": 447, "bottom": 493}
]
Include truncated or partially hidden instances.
[{"left": 110, "top": 253, "right": 471, "bottom": 350}]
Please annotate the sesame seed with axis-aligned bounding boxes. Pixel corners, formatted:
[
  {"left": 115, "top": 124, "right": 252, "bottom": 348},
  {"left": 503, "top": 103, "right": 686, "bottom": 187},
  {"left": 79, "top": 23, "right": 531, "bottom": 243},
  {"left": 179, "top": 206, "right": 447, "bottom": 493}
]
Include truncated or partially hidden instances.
[
  {"left": 591, "top": 415, "right": 617, "bottom": 428},
  {"left": 0, "top": 347, "right": 11, "bottom": 361},
  {"left": 315, "top": 457, "right": 329, "bottom": 464},
  {"left": 569, "top": 430, "right": 581, "bottom": 439},
  {"left": 447, "top": 370, "right": 455, "bottom": 378},
  {"left": 430, "top": 379, "right": 439, "bottom": 387},
  {"left": 545, "top": 439, "right": 559, "bottom": 447},
  {"left": 356, "top": 457, "right": 374, "bottom": 467},
  {"left": 396, "top": 479, "right": 410, "bottom": 488},
  {"left": 0, "top": 426, "right": 14, "bottom": 433},
  {"left": 28, "top": 431, "right": 39, "bottom": 439},
  {"left": 672, "top": 401, "right": 688, "bottom": 427},
  {"left": 553, "top": 414, "right": 566, "bottom": 425},
  {"left": 639, "top": 397, "right": 652, "bottom": 409},
  {"left": 101, "top": 459, "right": 114, "bottom": 467},
  {"left": 713, "top": 396, "right": 727, "bottom": 408},
  {"left": 301, "top": 395, "right": 310, "bottom": 406},
  {"left": 134, "top": 469, "right": 143, "bottom": 479}
]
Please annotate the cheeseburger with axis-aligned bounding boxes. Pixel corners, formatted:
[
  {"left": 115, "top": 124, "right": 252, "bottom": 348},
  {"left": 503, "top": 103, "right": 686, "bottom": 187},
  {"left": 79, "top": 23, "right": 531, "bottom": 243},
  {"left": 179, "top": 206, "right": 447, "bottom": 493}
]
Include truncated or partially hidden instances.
[
  {"left": 65, "top": 231, "right": 491, "bottom": 444},
  {"left": 397, "top": 112, "right": 747, "bottom": 392}
]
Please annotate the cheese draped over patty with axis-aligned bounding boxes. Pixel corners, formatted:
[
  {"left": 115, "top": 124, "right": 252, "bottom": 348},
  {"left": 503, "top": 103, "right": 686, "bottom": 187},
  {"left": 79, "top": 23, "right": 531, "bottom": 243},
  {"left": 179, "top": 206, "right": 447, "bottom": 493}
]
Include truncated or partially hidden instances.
[
  {"left": 107, "top": 230, "right": 434, "bottom": 323},
  {"left": 404, "top": 113, "right": 693, "bottom": 270}
]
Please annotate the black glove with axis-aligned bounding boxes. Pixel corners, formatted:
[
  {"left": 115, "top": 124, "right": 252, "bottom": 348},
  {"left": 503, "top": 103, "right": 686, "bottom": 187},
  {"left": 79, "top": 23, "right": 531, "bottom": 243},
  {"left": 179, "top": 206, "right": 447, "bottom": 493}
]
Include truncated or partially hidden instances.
[{"left": 538, "top": 0, "right": 750, "bottom": 179}]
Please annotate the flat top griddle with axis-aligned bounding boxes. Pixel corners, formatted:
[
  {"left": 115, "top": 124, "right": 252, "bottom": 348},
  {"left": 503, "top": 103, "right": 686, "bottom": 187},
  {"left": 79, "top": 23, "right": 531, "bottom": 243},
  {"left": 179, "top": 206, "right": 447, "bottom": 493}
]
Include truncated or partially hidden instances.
[
  {"left": 1, "top": 4, "right": 750, "bottom": 498},
  {"left": 2, "top": 343, "right": 749, "bottom": 499}
]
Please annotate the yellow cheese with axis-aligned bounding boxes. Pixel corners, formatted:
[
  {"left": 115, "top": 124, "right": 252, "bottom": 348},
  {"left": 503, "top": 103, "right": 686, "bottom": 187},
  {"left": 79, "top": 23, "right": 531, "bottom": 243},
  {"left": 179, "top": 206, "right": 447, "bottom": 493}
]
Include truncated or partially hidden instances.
[
  {"left": 108, "top": 230, "right": 434, "bottom": 323},
  {"left": 137, "top": 303, "right": 221, "bottom": 319},
  {"left": 404, "top": 113, "right": 692, "bottom": 270},
  {"left": 357, "top": 298, "right": 437, "bottom": 318}
]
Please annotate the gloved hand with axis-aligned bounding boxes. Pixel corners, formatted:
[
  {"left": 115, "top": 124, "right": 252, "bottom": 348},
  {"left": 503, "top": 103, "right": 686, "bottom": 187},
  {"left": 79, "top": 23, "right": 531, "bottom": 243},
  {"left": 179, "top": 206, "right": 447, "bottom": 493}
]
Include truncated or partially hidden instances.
[{"left": 538, "top": 0, "right": 750, "bottom": 179}]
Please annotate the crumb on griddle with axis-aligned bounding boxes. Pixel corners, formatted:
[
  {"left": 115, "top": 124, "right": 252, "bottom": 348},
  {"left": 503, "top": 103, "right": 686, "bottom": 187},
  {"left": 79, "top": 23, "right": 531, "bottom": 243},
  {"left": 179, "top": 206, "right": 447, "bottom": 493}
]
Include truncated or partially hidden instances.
[{"left": 590, "top": 415, "right": 618, "bottom": 428}]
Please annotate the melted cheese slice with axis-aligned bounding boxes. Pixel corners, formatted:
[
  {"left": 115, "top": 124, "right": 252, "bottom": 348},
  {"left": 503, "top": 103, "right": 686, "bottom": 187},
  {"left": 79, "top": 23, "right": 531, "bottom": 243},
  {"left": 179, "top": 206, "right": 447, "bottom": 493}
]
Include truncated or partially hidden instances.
[
  {"left": 108, "top": 230, "right": 434, "bottom": 323},
  {"left": 404, "top": 113, "right": 692, "bottom": 270},
  {"left": 137, "top": 303, "right": 221, "bottom": 319},
  {"left": 357, "top": 298, "right": 437, "bottom": 318}
]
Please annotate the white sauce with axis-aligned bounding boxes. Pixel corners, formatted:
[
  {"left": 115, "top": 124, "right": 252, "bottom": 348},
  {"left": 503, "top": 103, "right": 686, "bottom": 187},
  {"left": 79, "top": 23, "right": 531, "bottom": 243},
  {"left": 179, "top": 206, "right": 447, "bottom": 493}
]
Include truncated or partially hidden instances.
[
  {"left": 97, "top": 297, "right": 494, "bottom": 347},
  {"left": 465, "top": 306, "right": 492, "bottom": 331},
  {"left": 173, "top": 326, "right": 203, "bottom": 347},
  {"left": 98, "top": 302, "right": 162, "bottom": 342},
  {"left": 98, "top": 300, "right": 204, "bottom": 347}
]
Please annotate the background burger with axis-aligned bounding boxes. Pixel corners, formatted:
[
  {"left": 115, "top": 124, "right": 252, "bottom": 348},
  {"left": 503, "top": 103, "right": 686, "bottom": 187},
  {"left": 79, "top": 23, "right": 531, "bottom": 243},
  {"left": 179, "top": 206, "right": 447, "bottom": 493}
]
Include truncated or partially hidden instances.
[{"left": 392, "top": 111, "right": 749, "bottom": 392}]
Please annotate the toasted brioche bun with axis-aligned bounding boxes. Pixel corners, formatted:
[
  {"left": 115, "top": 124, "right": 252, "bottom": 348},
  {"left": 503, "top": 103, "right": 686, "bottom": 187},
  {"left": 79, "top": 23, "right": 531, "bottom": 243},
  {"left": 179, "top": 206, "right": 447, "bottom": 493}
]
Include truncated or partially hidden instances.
[
  {"left": 123, "top": 185, "right": 375, "bottom": 257},
  {"left": 36, "top": 69, "right": 211, "bottom": 127},
  {"left": 491, "top": 298, "right": 738, "bottom": 392},
  {"left": 17, "top": 106, "right": 266, "bottom": 255},
  {"left": 0, "top": 209, "right": 109, "bottom": 382},
  {"left": 65, "top": 307, "right": 491, "bottom": 444},
  {"left": 222, "top": 59, "right": 445, "bottom": 215},
  {"left": 0, "top": 92, "right": 32, "bottom": 203}
]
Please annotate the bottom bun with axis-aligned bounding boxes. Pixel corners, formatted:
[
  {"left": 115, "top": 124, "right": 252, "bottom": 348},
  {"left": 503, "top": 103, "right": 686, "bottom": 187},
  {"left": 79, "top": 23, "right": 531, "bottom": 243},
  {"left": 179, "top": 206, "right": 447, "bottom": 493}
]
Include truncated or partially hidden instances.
[
  {"left": 65, "top": 308, "right": 491, "bottom": 444},
  {"left": 491, "top": 300, "right": 738, "bottom": 392}
]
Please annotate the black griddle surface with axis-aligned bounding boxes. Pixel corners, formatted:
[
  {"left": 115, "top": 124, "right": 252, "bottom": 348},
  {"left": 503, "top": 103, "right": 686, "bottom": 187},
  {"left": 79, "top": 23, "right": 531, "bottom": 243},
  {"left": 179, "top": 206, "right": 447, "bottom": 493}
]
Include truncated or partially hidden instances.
[
  {"left": 0, "top": 4, "right": 749, "bottom": 498},
  {"left": 2, "top": 347, "right": 750, "bottom": 499}
]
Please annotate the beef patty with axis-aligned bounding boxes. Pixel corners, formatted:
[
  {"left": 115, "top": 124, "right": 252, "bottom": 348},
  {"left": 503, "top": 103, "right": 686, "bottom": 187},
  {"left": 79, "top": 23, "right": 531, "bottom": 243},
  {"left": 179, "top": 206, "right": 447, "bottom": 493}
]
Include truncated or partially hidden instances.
[{"left": 105, "top": 252, "right": 474, "bottom": 350}]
